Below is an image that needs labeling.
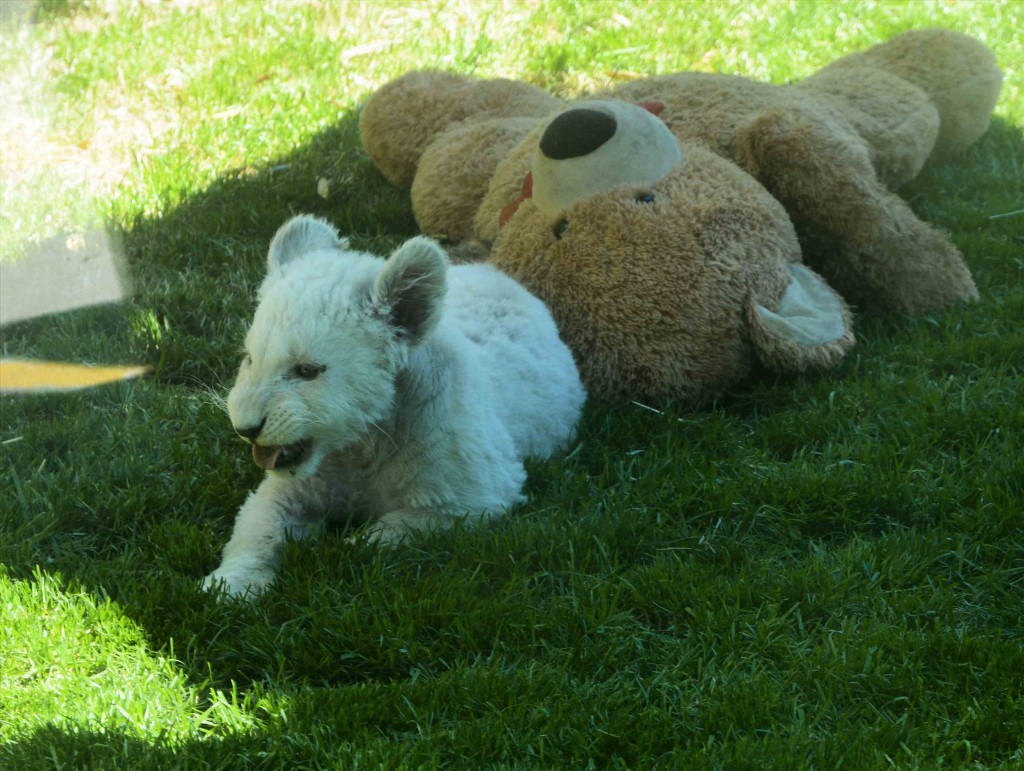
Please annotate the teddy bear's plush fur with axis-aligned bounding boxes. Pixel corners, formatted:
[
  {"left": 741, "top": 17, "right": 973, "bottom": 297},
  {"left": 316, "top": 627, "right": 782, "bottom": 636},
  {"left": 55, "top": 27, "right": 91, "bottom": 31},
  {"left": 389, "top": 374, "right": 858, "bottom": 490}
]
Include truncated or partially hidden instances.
[
  {"left": 359, "top": 29, "right": 1001, "bottom": 405},
  {"left": 203, "top": 215, "right": 584, "bottom": 597}
]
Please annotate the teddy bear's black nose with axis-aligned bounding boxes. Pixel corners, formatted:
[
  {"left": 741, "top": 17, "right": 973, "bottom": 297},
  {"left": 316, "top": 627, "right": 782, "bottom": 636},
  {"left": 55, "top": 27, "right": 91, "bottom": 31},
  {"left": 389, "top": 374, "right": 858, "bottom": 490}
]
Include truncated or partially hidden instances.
[{"left": 540, "top": 108, "right": 617, "bottom": 160}]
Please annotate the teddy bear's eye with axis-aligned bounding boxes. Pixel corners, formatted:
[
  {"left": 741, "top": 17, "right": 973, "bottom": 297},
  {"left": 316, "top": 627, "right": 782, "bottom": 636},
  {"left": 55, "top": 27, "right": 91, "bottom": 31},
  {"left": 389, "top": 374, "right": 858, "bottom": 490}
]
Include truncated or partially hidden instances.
[
  {"left": 636, "top": 193, "right": 656, "bottom": 204},
  {"left": 292, "top": 362, "right": 326, "bottom": 380},
  {"left": 553, "top": 219, "right": 569, "bottom": 240}
]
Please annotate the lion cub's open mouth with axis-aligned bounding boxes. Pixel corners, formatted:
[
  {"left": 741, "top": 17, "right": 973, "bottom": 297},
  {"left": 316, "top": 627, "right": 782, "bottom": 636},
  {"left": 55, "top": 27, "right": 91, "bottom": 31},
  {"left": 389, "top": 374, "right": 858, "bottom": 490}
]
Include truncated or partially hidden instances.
[{"left": 251, "top": 441, "right": 310, "bottom": 471}]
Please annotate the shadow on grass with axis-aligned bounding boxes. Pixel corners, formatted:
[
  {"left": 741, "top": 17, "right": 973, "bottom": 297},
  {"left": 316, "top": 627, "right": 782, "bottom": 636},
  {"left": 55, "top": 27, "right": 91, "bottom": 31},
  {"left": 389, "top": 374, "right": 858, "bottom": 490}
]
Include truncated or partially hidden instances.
[
  {"left": 2, "top": 100, "right": 1022, "bottom": 763},
  {"left": 5, "top": 725, "right": 238, "bottom": 769},
  {"left": 4, "top": 721, "right": 395, "bottom": 769},
  {"left": 0, "top": 105, "right": 417, "bottom": 647},
  {"left": 116, "top": 109, "right": 420, "bottom": 389}
]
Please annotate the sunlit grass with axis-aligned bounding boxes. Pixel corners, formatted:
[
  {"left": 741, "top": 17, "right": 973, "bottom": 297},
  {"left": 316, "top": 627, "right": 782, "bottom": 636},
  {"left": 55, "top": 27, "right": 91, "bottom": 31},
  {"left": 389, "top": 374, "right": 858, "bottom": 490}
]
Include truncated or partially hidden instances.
[
  {"left": 1, "top": 0, "right": 1021, "bottom": 767},
  {"left": 0, "top": 567, "right": 277, "bottom": 748}
]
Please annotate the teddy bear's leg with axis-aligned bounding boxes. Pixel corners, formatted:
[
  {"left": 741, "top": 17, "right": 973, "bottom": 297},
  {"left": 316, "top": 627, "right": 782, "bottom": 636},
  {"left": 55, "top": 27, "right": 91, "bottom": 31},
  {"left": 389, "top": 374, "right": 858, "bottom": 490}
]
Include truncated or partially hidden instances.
[
  {"left": 794, "top": 68, "right": 940, "bottom": 189},
  {"left": 411, "top": 117, "right": 541, "bottom": 241},
  {"left": 360, "top": 70, "right": 560, "bottom": 189},
  {"left": 734, "top": 107, "right": 977, "bottom": 314},
  {"left": 807, "top": 29, "right": 1002, "bottom": 163}
]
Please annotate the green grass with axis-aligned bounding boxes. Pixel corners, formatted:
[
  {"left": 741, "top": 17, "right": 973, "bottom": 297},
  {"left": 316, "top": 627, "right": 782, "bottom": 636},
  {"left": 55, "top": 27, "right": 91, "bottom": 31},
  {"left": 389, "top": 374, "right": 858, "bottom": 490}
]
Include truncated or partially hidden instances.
[{"left": 1, "top": 0, "right": 1022, "bottom": 767}]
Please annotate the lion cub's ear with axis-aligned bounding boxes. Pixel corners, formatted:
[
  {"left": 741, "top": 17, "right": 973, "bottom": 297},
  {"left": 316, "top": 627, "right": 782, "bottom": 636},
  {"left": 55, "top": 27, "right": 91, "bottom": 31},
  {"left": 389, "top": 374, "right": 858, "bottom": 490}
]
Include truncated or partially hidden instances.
[
  {"left": 267, "top": 215, "right": 350, "bottom": 272},
  {"left": 373, "top": 237, "right": 448, "bottom": 342}
]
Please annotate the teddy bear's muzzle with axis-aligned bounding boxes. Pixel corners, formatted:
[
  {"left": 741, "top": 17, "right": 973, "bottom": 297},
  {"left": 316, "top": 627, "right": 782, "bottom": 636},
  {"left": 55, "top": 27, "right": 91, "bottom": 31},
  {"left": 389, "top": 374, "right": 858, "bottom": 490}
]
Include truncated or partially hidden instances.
[{"left": 530, "top": 99, "right": 683, "bottom": 217}]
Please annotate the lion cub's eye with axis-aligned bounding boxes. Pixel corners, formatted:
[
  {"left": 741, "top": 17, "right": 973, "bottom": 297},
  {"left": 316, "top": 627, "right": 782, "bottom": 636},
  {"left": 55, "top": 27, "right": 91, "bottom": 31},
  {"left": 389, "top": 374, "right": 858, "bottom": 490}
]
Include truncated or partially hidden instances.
[
  {"left": 553, "top": 219, "right": 569, "bottom": 240},
  {"left": 292, "top": 362, "right": 326, "bottom": 380},
  {"left": 636, "top": 193, "right": 656, "bottom": 204}
]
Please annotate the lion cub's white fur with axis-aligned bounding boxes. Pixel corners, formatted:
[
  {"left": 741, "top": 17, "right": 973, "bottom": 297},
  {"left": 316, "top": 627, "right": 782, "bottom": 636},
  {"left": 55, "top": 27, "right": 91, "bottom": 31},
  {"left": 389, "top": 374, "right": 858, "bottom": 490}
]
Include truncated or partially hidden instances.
[{"left": 203, "top": 215, "right": 585, "bottom": 597}]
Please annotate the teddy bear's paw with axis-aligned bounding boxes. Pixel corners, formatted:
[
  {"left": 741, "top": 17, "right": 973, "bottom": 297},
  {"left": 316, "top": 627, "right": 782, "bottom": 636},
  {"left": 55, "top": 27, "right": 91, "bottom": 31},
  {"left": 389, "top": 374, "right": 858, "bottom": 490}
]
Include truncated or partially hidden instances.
[
  {"left": 875, "top": 237, "right": 979, "bottom": 315},
  {"left": 816, "top": 198, "right": 979, "bottom": 316}
]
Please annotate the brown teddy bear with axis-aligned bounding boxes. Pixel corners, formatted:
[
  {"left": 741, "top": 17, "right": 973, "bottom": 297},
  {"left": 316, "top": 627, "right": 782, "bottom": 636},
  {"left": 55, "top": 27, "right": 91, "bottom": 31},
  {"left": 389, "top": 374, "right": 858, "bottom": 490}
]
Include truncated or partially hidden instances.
[{"left": 358, "top": 29, "right": 1002, "bottom": 405}]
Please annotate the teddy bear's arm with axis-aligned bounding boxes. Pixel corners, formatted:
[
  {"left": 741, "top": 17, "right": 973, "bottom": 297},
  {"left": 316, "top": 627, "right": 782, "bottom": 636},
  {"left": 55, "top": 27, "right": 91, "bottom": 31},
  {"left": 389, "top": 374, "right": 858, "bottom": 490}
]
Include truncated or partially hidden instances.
[
  {"left": 606, "top": 30, "right": 996, "bottom": 314},
  {"left": 731, "top": 104, "right": 978, "bottom": 314}
]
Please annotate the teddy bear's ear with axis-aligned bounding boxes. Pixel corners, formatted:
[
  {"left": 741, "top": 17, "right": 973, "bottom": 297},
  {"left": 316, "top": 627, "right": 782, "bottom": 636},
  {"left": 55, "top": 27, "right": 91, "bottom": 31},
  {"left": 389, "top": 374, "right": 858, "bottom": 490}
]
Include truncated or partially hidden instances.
[
  {"left": 267, "top": 215, "right": 349, "bottom": 273},
  {"left": 747, "top": 264, "right": 855, "bottom": 372},
  {"left": 373, "top": 237, "right": 448, "bottom": 342}
]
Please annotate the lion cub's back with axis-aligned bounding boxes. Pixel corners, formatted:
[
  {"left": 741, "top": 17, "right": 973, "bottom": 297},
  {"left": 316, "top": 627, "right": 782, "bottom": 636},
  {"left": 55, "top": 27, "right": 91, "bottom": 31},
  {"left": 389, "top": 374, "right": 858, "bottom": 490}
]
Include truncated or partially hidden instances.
[{"left": 448, "top": 263, "right": 585, "bottom": 459}]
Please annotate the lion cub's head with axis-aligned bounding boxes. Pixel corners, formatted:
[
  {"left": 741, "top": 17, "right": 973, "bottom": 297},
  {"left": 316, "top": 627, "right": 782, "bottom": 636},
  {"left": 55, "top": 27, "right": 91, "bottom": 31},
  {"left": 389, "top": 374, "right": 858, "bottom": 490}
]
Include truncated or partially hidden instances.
[{"left": 227, "top": 215, "right": 448, "bottom": 478}]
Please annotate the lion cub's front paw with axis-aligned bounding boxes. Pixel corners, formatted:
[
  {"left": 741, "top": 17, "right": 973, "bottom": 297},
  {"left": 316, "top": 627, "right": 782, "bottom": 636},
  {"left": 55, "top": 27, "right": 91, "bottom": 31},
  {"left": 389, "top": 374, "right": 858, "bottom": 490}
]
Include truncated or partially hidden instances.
[
  {"left": 353, "top": 512, "right": 436, "bottom": 547},
  {"left": 202, "top": 565, "right": 274, "bottom": 599}
]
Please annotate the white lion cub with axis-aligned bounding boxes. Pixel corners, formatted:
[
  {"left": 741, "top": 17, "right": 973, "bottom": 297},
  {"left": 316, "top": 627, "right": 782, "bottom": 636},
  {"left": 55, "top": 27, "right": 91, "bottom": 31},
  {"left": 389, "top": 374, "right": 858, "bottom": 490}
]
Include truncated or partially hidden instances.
[{"left": 203, "top": 215, "right": 585, "bottom": 597}]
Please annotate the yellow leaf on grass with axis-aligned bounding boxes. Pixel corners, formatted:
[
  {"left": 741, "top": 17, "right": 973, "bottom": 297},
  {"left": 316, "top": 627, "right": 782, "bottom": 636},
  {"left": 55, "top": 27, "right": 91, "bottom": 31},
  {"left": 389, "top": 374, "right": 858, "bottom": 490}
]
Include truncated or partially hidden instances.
[{"left": 0, "top": 359, "right": 151, "bottom": 393}]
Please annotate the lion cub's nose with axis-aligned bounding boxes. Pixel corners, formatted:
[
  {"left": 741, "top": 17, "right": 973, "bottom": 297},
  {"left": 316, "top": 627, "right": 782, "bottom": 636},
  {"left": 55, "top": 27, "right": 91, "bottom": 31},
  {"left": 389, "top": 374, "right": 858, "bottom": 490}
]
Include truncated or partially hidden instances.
[{"left": 235, "top": 419, "right": 266, "bottom": 442}]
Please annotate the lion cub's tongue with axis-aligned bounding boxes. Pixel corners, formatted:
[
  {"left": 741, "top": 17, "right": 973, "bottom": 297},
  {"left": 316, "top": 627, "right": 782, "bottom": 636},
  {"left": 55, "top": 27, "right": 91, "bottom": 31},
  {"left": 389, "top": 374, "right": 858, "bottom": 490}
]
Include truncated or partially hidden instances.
[{"left": 252, "top": 444, "right": 283, "bottom": 470}]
